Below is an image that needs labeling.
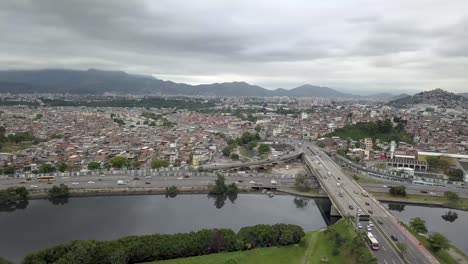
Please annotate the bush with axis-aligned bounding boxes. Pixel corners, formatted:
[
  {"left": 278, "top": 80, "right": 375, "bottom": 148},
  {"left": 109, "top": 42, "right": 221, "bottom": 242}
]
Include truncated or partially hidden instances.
[
  {"left": 48, "top": 184, "right": 70, "bottom": 199},
  {"left": 23, "top": 225, "right": 304, "bottom": 264},
  {"left": 389, "top": 185, "right": 406, "bottom": 197}
]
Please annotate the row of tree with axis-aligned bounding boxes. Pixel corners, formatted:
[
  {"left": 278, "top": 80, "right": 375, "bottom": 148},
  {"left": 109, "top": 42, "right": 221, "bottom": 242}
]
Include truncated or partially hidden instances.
[
  {"left": 0, "top": 187, "right": 29, "bottom": 206},
  {"left": 409, "top": 217, "right": 450, "bottom": 252},
  {"left": 23, "top": 224, "right": 305, "bottom": 264}
]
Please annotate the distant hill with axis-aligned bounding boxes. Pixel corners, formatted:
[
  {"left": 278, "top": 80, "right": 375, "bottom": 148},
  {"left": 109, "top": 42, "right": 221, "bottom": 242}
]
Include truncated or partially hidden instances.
[
  {"left": 388, "top": 89, "right": 468, "bottom": 109},
  {"left": 0, "top": 69, "right": 352, "bottom": 98},
  {"left": 460, "top": 93, "right": 468, "bottom": 98}
]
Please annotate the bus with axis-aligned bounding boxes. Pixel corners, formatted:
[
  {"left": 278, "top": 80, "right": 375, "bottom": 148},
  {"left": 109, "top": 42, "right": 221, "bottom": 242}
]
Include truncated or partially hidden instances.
[
  {"left": 37, "top": 176, "right": 55, "bottom": 182},
  {"left": 366, "top": 232, "right": 379, "bottom": 250}
]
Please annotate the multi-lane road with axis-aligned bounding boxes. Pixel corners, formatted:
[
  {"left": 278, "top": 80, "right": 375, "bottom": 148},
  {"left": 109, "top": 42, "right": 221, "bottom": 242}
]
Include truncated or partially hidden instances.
[{"left": 303, "top": 142, "right": 439, "bottom": 264}]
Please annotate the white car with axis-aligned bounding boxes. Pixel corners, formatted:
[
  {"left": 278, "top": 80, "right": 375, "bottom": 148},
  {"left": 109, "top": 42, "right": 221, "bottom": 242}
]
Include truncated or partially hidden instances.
[
  {"left": 367, "top": 227, "right": 372, "bottom": 231},
  {"left": 30, "top": 185, "right": 38, "bottom": 188},
  {"left": 357, "top": 223, "right": 363, "bottom": 229},
  {"left": 369, "top": 222, "right": 374, "bottom": 227},
  {"left": 383, "top": 185, "right": 388, "bottom": 188},
  {"left": 72, "top": 182, "right": 79, "bottom": 185},
  {"left": 249, "top": 181, "right": 256, "bottom": 184},
  {"left": 87, "top": 181, "right": 95, "bottom": 184},
  {"left": 145, "top": 176, "right": 152, "bottom": 179},
  {"left": 177, "top": 177, "right": 184, "bottom": 180}
]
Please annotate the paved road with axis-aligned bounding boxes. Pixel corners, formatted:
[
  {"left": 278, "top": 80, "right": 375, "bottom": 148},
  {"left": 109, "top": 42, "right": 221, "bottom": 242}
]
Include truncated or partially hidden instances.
[
  {"left": 0, "top": 174, "right": 296, "bottom": 191},
  {"left": 303, "top": 142, "right": 438, "bottom": 264},
  {"left": 360, "top": 182, "right": 468, "bottom": 199}
]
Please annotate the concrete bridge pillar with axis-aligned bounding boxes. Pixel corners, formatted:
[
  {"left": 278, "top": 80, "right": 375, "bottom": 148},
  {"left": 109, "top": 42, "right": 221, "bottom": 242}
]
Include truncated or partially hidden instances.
[{"left": 330, "top": 203, "right": 341, "bottom": 217}]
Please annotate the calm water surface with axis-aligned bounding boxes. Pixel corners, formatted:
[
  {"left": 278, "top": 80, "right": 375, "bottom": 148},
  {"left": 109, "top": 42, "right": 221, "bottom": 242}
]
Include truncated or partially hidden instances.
[
  {"left": 0, "top": 194, "right": 326, "bottom": 263},
  {"left": 385, "top": 203, "right": 468, "bottom": 255}
]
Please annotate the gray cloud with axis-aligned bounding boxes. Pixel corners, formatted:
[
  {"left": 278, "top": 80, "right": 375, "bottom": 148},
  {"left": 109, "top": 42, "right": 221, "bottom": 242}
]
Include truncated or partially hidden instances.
[{"left": 0, "top": 0, "right": 467, "bottom": 93}]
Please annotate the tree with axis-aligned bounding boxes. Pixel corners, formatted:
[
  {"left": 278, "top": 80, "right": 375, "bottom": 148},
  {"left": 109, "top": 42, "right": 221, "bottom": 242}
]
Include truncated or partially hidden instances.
[
  {"left": 57, "top": 162, "right": 68, "bottom": 172},
  {"left": 409, "top": 217, "right": 427, "bottom": 234},
  {"left": 48, "top": 184, "right": 70, "bottom": 199},
  {"left": 151, "top": 159, "right": 169, "bottom": 169},
  {"left": 0, "top": 256, "right": 13, "bottom": 264},
  {"left": 15, "top": 186, "right": 29, "bottom": 200},
  {"left": 131, "top": 160, "right": 141, "bottom": 168},
  {"left": 444, "top": 191, "right": 459, "bottom": 204},
  {"left": 230, "top": 153, "right": 239, "bottom": 160},
  {"left": 389, "top": 185, "right": 406, "bottom": 197},
  {"left": 209, "top": 174, "right": 228, "bottom": 195},
  {"left": 258, "top": 144, "right": 271, "bottom": 155},
  {"left": 87, "top": 161, "right": 101, "bottom": 170},
  {"left": 294, "top": 175, "right": 311, "bottom": 192},
  {"left": 38, "top": 164, "right": 56, "bottom": 174},
  {"left": 246, "top": 141, "right": 257, "bottom": 150},
  {"left": 3, "top": 166, "right": 15, "bottom": 175},
  {"left": 254, "top": 125, "right": 261, "bottom": 132},
  {"left": 428, "top": 232, "right": 450, "bottom": 252},
  {"left": 165, "top": 186, "right": 178, "bottom": 198},
  {"left": 110, "top": 156, "right": 128, "bottom": 168},
  {"left": 447, "top": 169, "right": 464, "bottom": 182}
]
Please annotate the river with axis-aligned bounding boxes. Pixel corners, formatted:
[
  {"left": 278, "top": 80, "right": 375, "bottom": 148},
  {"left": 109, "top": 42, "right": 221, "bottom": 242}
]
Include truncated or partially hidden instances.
[
  {"left": 0, "top": 194, "right": 327, "bottom": 263},
  {"left": 385, "top": 202, "right": 468, "bottom": 255},
  {"left": 1, "top": 194, "right": 467, "bottom": 263}
]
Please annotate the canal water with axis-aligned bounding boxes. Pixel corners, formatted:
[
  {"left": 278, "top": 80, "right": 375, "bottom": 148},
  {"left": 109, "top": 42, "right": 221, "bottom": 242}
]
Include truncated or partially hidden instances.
[
  {"left": 385, "top": 202, "right": 468, "bottom": 255},
  {"left": 0, "top": 194, "right": 327, "bottom": 263},
  {"left": 1, "top": 194, "right": 467, "bottom": 263}
]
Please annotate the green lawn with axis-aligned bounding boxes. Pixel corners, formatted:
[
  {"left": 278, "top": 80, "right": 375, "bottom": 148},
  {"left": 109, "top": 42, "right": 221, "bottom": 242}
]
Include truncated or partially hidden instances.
[
  {"left": 145, "top": 219, "right": 363, "bottom": 264},
  {"left": 0, "top": 142, "right": 32, "bottom": 153},
  {"left": 354, "top": 176, "right": 385, "bottom": 184},
  {"left": 278, "top": 187, "right": 321, "bottom": 197}
]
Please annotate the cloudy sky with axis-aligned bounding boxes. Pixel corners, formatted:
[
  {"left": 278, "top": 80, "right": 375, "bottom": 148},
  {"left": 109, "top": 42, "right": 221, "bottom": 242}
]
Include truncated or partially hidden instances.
[{"left": 1, "top": 0, "right": 467, "bottom": 94}]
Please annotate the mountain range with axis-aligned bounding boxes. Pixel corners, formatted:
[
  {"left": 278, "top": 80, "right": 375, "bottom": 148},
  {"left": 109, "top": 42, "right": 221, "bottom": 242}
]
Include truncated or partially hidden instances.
[
  {"left": 0, "top": 68, "right": 371, "bottom": 98},
  {"left": 388, "top": 88, "right": 468, "bottom": 109}
]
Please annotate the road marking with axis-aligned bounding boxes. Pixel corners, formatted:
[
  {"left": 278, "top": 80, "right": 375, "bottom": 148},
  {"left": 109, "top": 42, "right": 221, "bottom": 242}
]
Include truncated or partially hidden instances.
[
  {"left": 384, "top": 259, "right": 389, "bottom": 264},
  {"left": 382, "top": 245, "right": 387, "bottom": 251},
  {"left": 392, "top": 259, "right": 397, "bottom": 264}
]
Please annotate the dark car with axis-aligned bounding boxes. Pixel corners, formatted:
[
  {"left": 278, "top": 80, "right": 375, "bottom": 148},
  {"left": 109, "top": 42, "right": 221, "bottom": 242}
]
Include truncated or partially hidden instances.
[
  {"left": 337, "top": 177, "right": 341, "bottom": 180},
  {"left": 238, "top": 180, "right": 244, "bottom": 183},
  {"left": 368, "top": 209, "right": 373, "bottom": 214},
  {"left": 378, "top": 220, "right": 383, "bottom": 225},
  {"left": 145, "top": 182, "right": 151, "bottom": 185},
  {"left": 133, "top": 177, "right": 140, "bottom": 180},
  {"left": 365, "top": 202, "right": 370, "bottom": 206},
  {"left": 349, "top": 205, "right": 354, "bottom": 210},
  {"left": 420, "top": 190, "right": 428, "bottom": 194},
  {"left": 184, "top": 175, "right": 190, "bottom": 178},
  {"left": 391, "top": 235, "right": 398, "bottom": 242}
]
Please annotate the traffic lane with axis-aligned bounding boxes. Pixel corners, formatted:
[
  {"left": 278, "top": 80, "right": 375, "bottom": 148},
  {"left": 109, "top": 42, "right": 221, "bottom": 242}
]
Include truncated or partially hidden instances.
[
  {"left": 376, "top": 217, "right": 428, "bottom": 264},
  {"left": 0, "top": 176, "right": 296, "bottom": 191}
]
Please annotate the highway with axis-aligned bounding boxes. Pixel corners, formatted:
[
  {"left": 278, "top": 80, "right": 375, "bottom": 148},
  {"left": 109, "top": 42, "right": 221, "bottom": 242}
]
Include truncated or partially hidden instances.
[
  {"left": 0, "top": 174, "right": 296, "bottom": 191},
  {"left": 302, "top": 142, "right": 439, "bottom": 264}
]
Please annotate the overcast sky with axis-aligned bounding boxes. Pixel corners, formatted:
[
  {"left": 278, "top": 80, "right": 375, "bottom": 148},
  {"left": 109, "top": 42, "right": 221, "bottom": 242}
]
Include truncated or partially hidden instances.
[{"left": 1, "top": 0, "right": 467, "bottom": 94}]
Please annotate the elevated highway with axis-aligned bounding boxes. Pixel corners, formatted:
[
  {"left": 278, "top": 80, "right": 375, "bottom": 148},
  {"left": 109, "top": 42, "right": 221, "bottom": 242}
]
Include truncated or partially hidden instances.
[{"left": 303, "top": 142, "right": 438, "bottom": 264}]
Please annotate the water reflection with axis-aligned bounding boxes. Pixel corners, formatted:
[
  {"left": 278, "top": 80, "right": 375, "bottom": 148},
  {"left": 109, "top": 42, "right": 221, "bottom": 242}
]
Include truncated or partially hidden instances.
[
  {"left": 441, "top": 211, "right": 458, "bottom": 223},
  {"left": 208, "top": 193, "right": 238, "bottom": 209},
  {"left": 293, "top": 197, "right": 309, "bottom": 209},
  {"left": 0, "top": 200, "right": 29, "bottom": 212},
  {"left": 48, "top": 197, "right": 69, "bottom": 206},
  {"left": 388, "top": 203, "right": 405, "bottom": 212}
]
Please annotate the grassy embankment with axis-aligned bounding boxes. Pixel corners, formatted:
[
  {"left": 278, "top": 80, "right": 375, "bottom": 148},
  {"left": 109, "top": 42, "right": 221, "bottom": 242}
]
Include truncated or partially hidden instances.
[
  {"left": 372, "top": 193, "right": 468, "bottom": 210},
  {"left": 0, "top": 142, "right": 32, "bottom": 153},
  {"left": 404, "top": 224, "right": 468, "bottom": 264},
  {"left": 144, "top": 219, "right": 367, "bottom": 264}
]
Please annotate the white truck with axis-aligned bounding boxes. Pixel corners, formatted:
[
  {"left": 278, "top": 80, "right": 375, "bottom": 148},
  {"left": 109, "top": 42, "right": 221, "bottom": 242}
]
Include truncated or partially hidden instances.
[
  {"left": 337, "top": 182, "right": 341, "bottom": 187},
  {"left": 270, "top": 180, "right": 278, "bottom": 185},
  {"left": 117, "top": 180, "right": 126, "bottom": 185}
]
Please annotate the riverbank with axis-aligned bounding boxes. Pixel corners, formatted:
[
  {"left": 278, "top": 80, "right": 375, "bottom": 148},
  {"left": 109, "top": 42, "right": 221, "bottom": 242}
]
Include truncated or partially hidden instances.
[
  {"left": 145, "top": 218, "right": 366, "bottom": 264},
  {"left": 26, "top": 186, "right": 255, "bottom": 200},
  {"left": 372, "top": 192, "right": 468, "bottom": 211}
]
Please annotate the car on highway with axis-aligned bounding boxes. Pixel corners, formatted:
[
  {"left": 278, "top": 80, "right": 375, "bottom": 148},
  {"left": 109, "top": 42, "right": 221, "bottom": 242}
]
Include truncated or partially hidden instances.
[
  {"left": 391, "top": 235, "right": 398, "bottom": 242},
  {"left": 238, "top": 180, "right": 244, "bottom": 183},
  {"left": 367, "top": 226, "right": 372, "bottom": 231},
  {"left": 354, "top": 190, "right": 359, "bottom": 194},
  {"left": 420, "top": 190, "right": 428, "bottom": 194},
  {"left": 87, "top": 181, "right": 95, "bottom": 184},
  {"left": 183, "top": 175, "right": 190, "bottom": 178},
  {"left": 72, "top": 182, "right": 79, "bottom": 185},
  {"left": 365, "top": 202, "right": 370, "bottom": 206},
  {"left": 99, "top": 174, "right": 105, "bottom": 177},
  {"left": 357, "top": 223, "right": 363, "bottom": 229},
  {"left": 368, "top": 209, "right": 373, "bottom": 214},
  {"left": 145, "top": 182, "right": 151, "bottom": 185},
  {"left": 177, "top": 177, "right": 184, "bottom": 180},
  {"left": 145, "top": 176, "right": 152, "bottom": 179},
  {"left": 383, "top": 185, "right": 388, "bottom": 188},
  {"left": 369, "top": 221, "right": 374, "bottom": 227},
  {"left": 377, "top": 220, "right": 383, "bottom": 225},
  {"left": 30, "top": 185, "right": 38, "bottom": 188},
  {"left": 348, "top": 205, "right": 354, "bottom": 210},
  {"left": 20, "top": 181, "right": 26, "bottom": 184},
  {"left": 249, "top": 181, "right": 256, "bottom": 184}
]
